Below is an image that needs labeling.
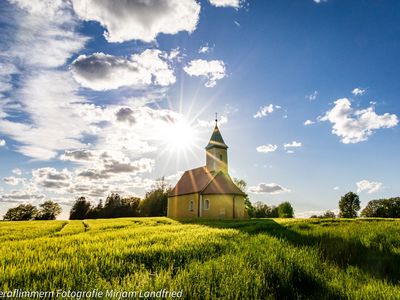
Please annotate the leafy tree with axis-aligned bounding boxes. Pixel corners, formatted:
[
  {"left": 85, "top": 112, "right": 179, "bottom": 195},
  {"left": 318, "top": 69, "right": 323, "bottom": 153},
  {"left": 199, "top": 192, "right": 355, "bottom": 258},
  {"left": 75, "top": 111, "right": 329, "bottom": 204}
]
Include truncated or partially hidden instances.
[
  {"left": 84, "top": 195, "right": 142, "bottom": 219},
  {"left": 253, "top": 201, "right": 271, "bottom": 218},
  {"left": 234, "top": 178, "right": 254, "bottom": 217},
  {"left": 35, "top": 200, "right": 62, "bottom": 220},
  {"left": 252, "top": 202, "right": 291, "bottom": 218},
  {"left": 361, "top": 197, "right": 400, "bottom": 218},
  {"left": 339, "top": 192, "right": 360, "bottom": 218},
  {"left": 103, "top": 193, "right": 122, "bottom": 218},
  {"left": 323, "top": 210, "right": 336, "bottom": 218},
  {"left": 69, "top": 197, "right": 91, "bottom": 220},
  {"left": 85, "top": 199, "right": 104, "bottom": 219},
  {"left": 277, "top": 202, "right": 294, "bottom": 218},
  {"left": 3, "top": 204, "right": 38, "bottom": 221},
  {"left": 270, "top": 206, "right": 279, "bottom": 218},
  {"left": 139, "top": 178, "right": 170, "bottom": 217},
  {"left": 120, "top": 197, "right": 141, "bottom": 217}
]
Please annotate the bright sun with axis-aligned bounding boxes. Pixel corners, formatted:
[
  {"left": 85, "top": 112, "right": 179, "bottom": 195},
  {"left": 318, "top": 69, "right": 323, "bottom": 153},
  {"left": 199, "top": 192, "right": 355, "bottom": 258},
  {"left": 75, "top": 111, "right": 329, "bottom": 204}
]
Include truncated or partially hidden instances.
[{"left": 163, "top": 118, "right": 198, "bottom": 153}]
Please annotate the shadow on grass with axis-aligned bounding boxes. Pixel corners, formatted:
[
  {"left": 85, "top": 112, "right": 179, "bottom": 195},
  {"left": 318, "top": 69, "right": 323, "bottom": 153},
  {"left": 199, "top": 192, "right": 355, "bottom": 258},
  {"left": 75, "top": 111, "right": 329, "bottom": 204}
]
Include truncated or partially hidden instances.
[
  {"left": 179, "top": 219, "right": 344, "bottom": 300},
  {"left": 184, "top": 219, "right": 400, "bottom": 286}
]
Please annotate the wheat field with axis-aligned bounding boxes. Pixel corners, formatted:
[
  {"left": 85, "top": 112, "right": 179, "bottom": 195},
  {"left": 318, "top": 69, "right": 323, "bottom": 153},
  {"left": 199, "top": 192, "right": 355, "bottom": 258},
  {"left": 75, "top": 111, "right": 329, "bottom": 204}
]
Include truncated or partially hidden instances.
[{"left": 1, "top": 218, "right": 400, "bottom": 299}]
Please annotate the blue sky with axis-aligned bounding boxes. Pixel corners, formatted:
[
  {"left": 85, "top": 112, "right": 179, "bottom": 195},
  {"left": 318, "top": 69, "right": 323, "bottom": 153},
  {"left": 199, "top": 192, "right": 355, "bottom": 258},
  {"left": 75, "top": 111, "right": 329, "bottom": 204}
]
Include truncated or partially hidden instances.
[{"left": 0, "top": 0, "right": 399, "bottom": 219}]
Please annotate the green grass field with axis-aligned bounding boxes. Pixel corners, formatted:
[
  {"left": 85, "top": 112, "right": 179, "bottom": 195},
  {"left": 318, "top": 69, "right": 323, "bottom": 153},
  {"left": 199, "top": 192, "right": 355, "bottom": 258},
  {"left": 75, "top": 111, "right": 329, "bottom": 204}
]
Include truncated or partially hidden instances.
[{"left": 1, "top": 218, "right": 400, "bottom": 299}]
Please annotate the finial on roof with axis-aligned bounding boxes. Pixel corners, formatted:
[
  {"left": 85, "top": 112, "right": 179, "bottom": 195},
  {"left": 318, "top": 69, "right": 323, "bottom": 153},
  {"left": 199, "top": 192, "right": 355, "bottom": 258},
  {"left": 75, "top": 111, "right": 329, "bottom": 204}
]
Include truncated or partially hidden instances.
[{"left": 215, "top": 112, "right": 218, "bottom": 126}]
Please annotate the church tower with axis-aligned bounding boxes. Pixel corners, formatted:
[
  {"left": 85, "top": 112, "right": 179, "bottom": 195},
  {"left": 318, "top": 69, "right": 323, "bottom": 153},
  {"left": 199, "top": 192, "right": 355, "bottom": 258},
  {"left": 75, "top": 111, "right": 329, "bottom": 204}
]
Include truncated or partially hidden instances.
[{"left": 205, "top": 115, "right": 228, "bottom": 174}]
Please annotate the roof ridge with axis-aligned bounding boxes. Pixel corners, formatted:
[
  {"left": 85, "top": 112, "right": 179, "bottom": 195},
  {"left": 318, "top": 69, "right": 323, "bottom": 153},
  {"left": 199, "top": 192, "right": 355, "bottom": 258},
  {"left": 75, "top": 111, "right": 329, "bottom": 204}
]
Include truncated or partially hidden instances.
[{"left": 199, "top": 170, "right": 220, "bottom": 194}]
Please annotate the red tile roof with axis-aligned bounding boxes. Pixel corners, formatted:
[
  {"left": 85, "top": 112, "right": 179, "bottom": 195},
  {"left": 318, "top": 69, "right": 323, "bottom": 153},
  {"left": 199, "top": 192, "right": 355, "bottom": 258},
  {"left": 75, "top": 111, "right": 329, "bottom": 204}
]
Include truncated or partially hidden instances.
[
  {"left": 168, "top": 166, "right": 245, "bottom": 196},
  {"left": 201, "top": 172, "right": 245, "bottom": 195}
]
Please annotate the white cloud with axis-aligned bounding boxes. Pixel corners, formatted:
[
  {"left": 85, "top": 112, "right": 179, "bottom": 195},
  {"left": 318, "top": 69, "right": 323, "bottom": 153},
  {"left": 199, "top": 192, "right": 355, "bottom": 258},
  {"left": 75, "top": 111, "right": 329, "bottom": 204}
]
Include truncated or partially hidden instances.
[
  {"left": 209, "top": 0, "right": 241, "bottom": 8},
  {"left": 0, "top": 188, "right": 45, "bottom": 203},
  {"left": 6, "top": 0, "right": 88, "bottom": 69},
  {"left": 306, "top": 90, "right": 318, "bottom": 101},
  {"left": 333, "top": 186, "right": 339, "bottom": 190},
  {"left": 183, "top": 59, "right": 226, "bottom": 87},
  {"left": 0, "top": 1, "right": 203, "bottom": 203},
  {"left": 256, "top": 144, "right": 278, "bottom": 153},
  {"left": 284, "top": 141, "right": 301, "bottom": 154},
  {"left": 284, "top": 141, "right": 302, "bottom": 149},
  {"left": 320, "top": 98, "right": 398, "bottom": 144},
  {"left": 3, "top": 176, "right": 25, "bottom": 186},
  {"left": 12, "top": 168, "right": 22, "bottom": 175},
  {"left": 0, "top": 1, "right": 90, "bottom": 160},
  {"left": 0, "top": 139, "right": 5, "bottom": 147},
  {"left": 1, "top": 67, "right": 185, "bottom": 159},
  {"left": 352, "top": 88, "right": 366, "bottom": 96},
  {"left": 249, "top": 183, "right": 290, "bottom": 195},
  {"left": 32, "top": 167, "right": 73, "bottom": 192},
  {"left": 28, "top": 153, "right": 155, "bottom": 197},
  {"left": 253, "top": 104, "right": 281, "bottom": 118},
  {"left": 304, "top": 120, "right": 315, "bottom": 126},
  {"left": 71, "top": 0, "right": 200, "bottom": 43},
  {"left": 198, "top": 45, "right": 211, "bottom": 54},
  {"left": 0, "top": 63, "right": 17, "bottom": 93},
  {"left": 313, "top": 0, "right": 327, "bottom": 3},
  {"left": 0, "top": 71, "right": 90, "bottom": 160},
  {"left": 71, "top": 50, "right": 176, "bottom": 91},
  {"left": 60, "top": 149, "right": 94, "bottom": 162},
  {"left": 356, "top": 180, "right": 383, "bottom": 194}
]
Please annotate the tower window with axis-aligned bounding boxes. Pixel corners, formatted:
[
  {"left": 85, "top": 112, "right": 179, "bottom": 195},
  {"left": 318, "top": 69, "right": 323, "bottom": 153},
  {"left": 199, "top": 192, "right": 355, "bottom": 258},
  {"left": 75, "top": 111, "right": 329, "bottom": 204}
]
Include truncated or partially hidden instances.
[
  {"left": 189, "top": 200, "right": 194, "bottom": 211},
  {"left": 219, "top": 154, "right": 223, "bottom": 161},
  {"left": 204, "top": 199, "right": 210, "bottom": 210}
]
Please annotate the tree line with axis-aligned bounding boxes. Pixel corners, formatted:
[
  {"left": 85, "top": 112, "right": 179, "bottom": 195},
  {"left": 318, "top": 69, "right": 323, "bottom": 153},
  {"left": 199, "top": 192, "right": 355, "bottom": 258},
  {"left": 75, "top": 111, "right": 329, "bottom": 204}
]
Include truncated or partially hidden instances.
[
  {"left": 310, "top": 192, "right": 400, "bottom": 219},
  {"left": 70, "top": 179, "right": 169, "bottom": 219},
  {"left": 234, "top": 178, "right": 294, "bottom": 218},
  {"left": 3, "top": 201, "right": 61, "bottom": 221},
  {"left": 3, "top": 180, "right": 399, "bottom": 221}
]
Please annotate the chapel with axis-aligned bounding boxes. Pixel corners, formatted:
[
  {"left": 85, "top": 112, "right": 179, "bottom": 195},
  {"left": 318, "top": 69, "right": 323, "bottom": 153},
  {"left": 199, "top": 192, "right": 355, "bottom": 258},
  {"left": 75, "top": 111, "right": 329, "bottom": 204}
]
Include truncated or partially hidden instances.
[{"left": 167, "top": 117, "right": 245, "bottom": 219}]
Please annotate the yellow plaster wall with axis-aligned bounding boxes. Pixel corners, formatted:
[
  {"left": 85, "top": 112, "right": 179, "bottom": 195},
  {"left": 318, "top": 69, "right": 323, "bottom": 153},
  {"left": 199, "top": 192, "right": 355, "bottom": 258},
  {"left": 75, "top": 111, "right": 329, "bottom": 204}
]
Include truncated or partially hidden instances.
[
  {"left": 206, "top": 147, "right": 228, "bottom": 173},
  {"left": 167, "top": 193, "right": 199, "bottom": 218},
  {"left": 168, "top": 193, "right": 245, "bottom": 219},
  {"left": 201, "top": 194, "right": 245, "bottom": 219}
]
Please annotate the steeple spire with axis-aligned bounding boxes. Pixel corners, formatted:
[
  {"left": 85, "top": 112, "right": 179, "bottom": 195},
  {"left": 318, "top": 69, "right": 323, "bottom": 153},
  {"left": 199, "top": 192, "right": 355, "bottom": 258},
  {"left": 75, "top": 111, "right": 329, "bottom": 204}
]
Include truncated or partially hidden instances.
[
  {"left": 205, "top": 115, "right": 228, "bottom": 150},
  {"left": 205, "top": 113, "right": 229, "bottom": 174}
]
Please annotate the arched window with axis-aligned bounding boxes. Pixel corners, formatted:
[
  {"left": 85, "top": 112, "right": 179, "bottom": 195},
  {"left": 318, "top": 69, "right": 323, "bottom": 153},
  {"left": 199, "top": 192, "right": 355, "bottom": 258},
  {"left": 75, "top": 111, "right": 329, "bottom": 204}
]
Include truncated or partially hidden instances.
[
  {"left": 189, "top": 200, "right": 194, "bottom": 211},
  {"left": 204, "top": 199, "right": 210, "bottom": 210}
]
